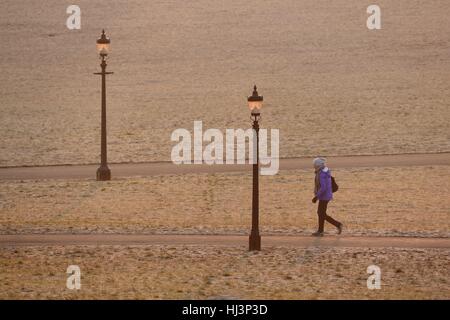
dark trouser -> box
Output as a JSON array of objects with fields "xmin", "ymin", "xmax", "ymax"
[{"xmin": 317, "ymin": 200, "xmax": 341, "ymax": 233}]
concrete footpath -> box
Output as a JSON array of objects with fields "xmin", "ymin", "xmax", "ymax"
[
  {"xmin": 0, "ymin": 234, "xmax": 449, "ymax": 249},
  {"xmin": 0, "ymin": 153, "xmax": 449, "ymax": 180}
]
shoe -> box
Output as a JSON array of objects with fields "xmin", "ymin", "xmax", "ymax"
[
  {"xmin": 311, "ymin": 231, "xmax": 324, "ymax": 237},
  {"xmin": 337, "ymin": 223, "xmax": 343, "ymax": 235}
]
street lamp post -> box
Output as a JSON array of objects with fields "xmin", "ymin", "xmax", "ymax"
[
  {"xmin": 94, "ymin": 30, "xmax": 112, "ymax": 181},
  {"xmin": 247, "ymin": 85, "xmax": 263, "ymax": 251}
]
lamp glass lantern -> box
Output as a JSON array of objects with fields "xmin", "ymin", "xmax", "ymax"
[
  {"xmin": 248, "ymin": 85, "xmax": 263, "ymax": 115},
  {"xmin": 96, "ymin": 30, "xmax": 111, "ymax": 57}
]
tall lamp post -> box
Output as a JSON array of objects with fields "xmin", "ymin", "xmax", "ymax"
[
  {"xmin": 95, "ymin": 30, "xmax": 112, "ymax": 181},
  {"xmin": 247, "ymin": 85, "xmax": 263, "ymax": 251}
]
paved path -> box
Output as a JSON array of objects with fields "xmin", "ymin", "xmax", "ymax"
[
  {"xmin": 0, "ymin": 234, "xmax": 448, "ymax": 249},
  {"xmin": 0, "ymin": 153, "xmax": 449, "ymax": 180}
]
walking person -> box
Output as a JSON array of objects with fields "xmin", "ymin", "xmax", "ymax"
[{"xmin": 312, "ymin": 157, "xmax": 343, "ymax": 236}]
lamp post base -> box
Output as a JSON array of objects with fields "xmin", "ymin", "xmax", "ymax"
[
  {"xmin": 249, "ymin": 232, "xmax": 261, "ymax": 251},
  {"xmin": 96, "ymin": 166, "xmax": 111, "ymax": 181}
]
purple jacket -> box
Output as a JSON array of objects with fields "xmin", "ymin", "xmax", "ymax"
[{"xmin": 315, "ymin": 167, "xmax": 333, "ymax": 201}]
